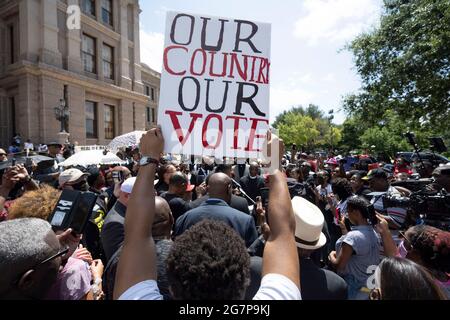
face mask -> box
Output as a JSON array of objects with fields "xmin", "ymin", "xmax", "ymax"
[
  {"xmin": 71, "ymin": 181, "xmax": 89, "ymax": 192},
  {"xmin": 398, "ymin": 240, "xmax": 408, "ymax": 258}
]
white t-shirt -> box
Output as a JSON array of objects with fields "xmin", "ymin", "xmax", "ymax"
[
  {"xmin": 253, "ymin": 274, "xmax": 301, "ymax": 300},
  {"xmin": 119, "ymin": 274, "xmax": 301, "ymax": 300},
  {"xmin": 118, "ymin": 280, "xmax": 163, "ymax": 300},
  {"xmin": 24, "ymin": 142, "xmax": 34, "ymax": 150}
]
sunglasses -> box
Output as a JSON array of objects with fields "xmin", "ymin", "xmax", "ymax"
[{"xmin": 0, "ymin": 153, "xmax": 6, "ymax": 156}]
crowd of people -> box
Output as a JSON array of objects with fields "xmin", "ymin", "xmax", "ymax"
[{"xmin": 0, "ymin": 128, "xmax": 449, "ymax": 300}]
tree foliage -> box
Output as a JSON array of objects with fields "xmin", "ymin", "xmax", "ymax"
[
  {"xmin": 273, "ymin": 105, "xmax": 342, "ymax": 150},
  {"xmin": 344, "ymin": 0, "xmax": 450, "ymax": 133}
]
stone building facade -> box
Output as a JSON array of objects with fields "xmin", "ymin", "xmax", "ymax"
[{"xmin": 0, "ymin": 0, "xmax": 160, "ymax": 147}]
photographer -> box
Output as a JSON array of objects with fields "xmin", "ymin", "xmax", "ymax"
[
  {"xmin": 432, "ymin": 165, "xmax": 450, "ymax": 192},
  {"xmin": 364, "ymin": 169, "xmax": 410, "ymax": 229}
]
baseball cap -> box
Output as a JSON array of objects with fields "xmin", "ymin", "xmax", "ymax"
[
  {"xmin": 362, "ymin": 168, "xmax": 388, "ymax": 181},
  {"xmin": 120, "ymin": 177, "xmax": 137, "ymax": 194},
  {"xmin": 59, "ymin": 168, "xmax": 89, "ymax": 187},
  {"xmin": 169, "ymin": 172, "xmax": 195, "ymax": 192}
]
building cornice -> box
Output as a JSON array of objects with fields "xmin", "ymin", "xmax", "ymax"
[{"xmin": 0, "ymin": 61, "xmax": 149, "ymax": 104}]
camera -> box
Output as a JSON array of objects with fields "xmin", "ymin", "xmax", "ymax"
[
  {"xmin": 48, "ymin": 189, "xmax": 98, "ymax": 234},
  {"xmin": 382, "ymin": 190, "xmax": 450, "ymax": 231},
  {"xmin": 404, "ymin": 132, "xmax": 418, "ymax": 147}
]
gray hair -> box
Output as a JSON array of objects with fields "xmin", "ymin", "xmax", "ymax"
[{"xmin": 0, "ymin": 218, "xmax": 56, "ymax": 294}]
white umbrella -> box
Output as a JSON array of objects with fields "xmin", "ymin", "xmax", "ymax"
[
  {"xmin": 59, "ymin": 150, "xmax": 126, "ymax": 167},
  {"xmin": 107, "ymin": 131, "xmax": 146, "ymax": 152}
]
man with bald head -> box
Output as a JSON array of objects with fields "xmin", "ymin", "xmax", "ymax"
[
  {"xmin": 174, "ymin": 173, "xmax": 258, "ymax": 247},
  {"xmin": 0, "ymin": 218, "xmax": 64, "ymax": 299},
  {"xmin": 239, "ymin": 162, "xmax": 265, "ymax": 205}
]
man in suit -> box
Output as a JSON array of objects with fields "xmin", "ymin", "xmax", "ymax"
[
  {"xmin": 190, "ymin": 174, "xmax": 250, "ymax": 215},
  {"xmin": 292, "ymin": 197, "xmax": 348, "ymax": 300},
  {"xmin": 239, "ymin": 162, "xmax": 265, "ymax": 205},
  {"xmin": 174, "ymin": 173, "xmax": 257, "ymax": 247}
]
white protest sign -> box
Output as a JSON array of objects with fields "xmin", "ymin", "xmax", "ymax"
[{"xmin": 158, "ymin": 11, "xmax": 271, "ymax": 159}]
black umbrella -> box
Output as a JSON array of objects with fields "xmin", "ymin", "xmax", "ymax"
[{"xmin": 0, "ymin": 155, "xmax": 54, "ymax": 171}]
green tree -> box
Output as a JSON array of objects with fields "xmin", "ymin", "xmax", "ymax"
[
  {"xmin": 278, "ymin": 114, "xmax": 321, "ymax": 150},
  {"xmin": 344, "ymin": 0, "xmax": 450, "ymax": 133},
  {"xmin": 339, "ymin": 117, "xmax": 365, "ymax": 151},
  {"xmin": 273, "ymin": 105, "xmax": 341, "ymax": 150}
]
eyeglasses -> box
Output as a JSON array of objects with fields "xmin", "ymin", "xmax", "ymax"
[
  {"xmin": 12, "ymin": 246, "xmax": 69, "ymax": 286},
  {"xmin": 39, "ymin": 246, "xmax": 69, "ymax": 265},
  {"xmin": 0, "ymin": 153, "xmax": 6, "ymax": 156}
]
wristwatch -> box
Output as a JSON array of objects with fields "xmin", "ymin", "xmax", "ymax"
[{"xmin": 139, "ymin": 156, "xmax": 159, "ymax": 167}]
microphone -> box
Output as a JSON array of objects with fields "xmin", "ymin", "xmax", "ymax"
[
  {"xmin": 230, "ymin": 178, "xmax": 255, "ymax": 205},
  {"xmin": 231, "ymin": 178, "xmax": 242, "ymax": 188}
]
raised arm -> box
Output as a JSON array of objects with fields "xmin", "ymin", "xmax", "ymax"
[
  {"xmin": 113, "ymin": 127, "xmax": 164, "ymax": 299},
  {"xmin": 375, "ymin": 213, "xmax": 398, "ymax": 257},
  {"xmin": 262, "ymin": 134, "xmax": 300, "ymax": 289}
]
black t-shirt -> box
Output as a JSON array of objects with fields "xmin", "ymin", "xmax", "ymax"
[
  {"xmin": 160, "ymin": 192, "xmax": 191, "ymax": 224},
  {"xmin": 300, "ymin": 258, "xmax": 348, "ymax": 300},
  {"xmin": 239, "ymin": 175, "xmax": 265, "ymax": 204}
]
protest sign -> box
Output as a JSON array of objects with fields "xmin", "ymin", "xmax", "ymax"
[{"xmin": 158, "ymin": 11, "xmax": 271, "ymax": 159}]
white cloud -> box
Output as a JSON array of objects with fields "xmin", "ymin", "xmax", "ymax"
[
  {"xmin": 323, "ymin": 73, "xmax": 336, "ymax": 82},
  {"xmin": 293, "ymin": 0, "xmax": 381, "ymax": 46},
  {"xmin": 140, "ymin": 30, "xmax": 165, "ymax": 72},
  {"xmin": 270, "ymin": 86, "xmax": 314, "ymax": 122}
]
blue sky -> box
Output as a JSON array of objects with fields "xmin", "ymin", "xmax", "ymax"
[{"xmin": 139, "ymin": 0, "xmax": 382, "ymax": 124}]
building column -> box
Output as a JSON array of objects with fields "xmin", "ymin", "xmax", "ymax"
[
  {"xmin": 118, "ymin": 99, "xmax": 133, "ymax": 134},
  {"xmin": 39, "ymin": 76, "xmax": 64, "ymax": 143},
  {"xmin": 97, "ymin": 34, "xmax": 105, "ymax": 82},
  {"xmin": 98, "ymin": 102, "xmax": 105, "ymax": 144},
  {"xmin": 132, "ymin": 4, "xmax": 143, "ymax": 94},
  {"xmin": 66, "ymin": 0, "xmax": 82, "ymax": 73},
  {"xmin": 0, "ymin": 20, "xmax": 5, "ymax": 74},
  {"xmin": 134, "ymin": 102, "xmax": 146, "ymax": 131},
  {"xmin": 67, "ymin": 84, "xmax": 85, "ymax": 145},
  {"xmin": 40, "ymin": 0, "xmax": 63, "ymax": 67},
  {"xmin": 17, "ymin": 74, "xmax": 40, "ymax": 143},
  {"xmin": 19, "ymin": 0, "xmax": 40, "ymax": 63},
  {"xmin": 0, "ymin": 90, "xmax": 10, "ymax": 147},
  {"xmin": 118, "ymin": 1, "xmax": 131, "ymax": 90}
]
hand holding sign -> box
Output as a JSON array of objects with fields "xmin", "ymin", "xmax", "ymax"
[
  {"xmin": 140, "ymin": 126, "xmax": 165, "ymax": 160},
  {"xmin": 261, "ymin": 130, "xmax": 284, "ymax": 175}
]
